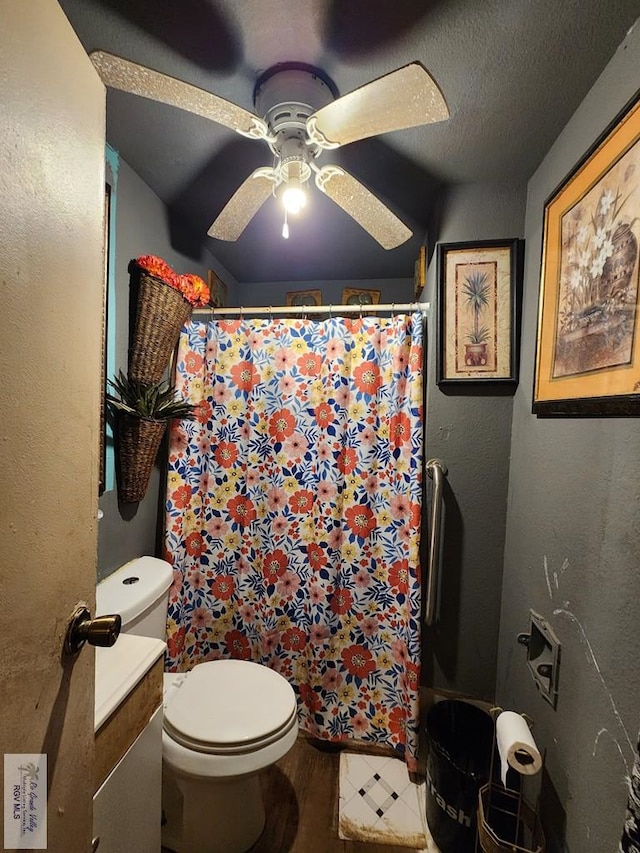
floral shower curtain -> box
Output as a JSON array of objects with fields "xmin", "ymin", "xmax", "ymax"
[{"xmin": 164, "ymin": 312, "xmax": 425, "ymax": 768}]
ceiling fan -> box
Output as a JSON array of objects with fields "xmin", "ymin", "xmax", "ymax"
[{"xmin": 90, "ymin": 51, "xmax": 449, "ymax": 249}]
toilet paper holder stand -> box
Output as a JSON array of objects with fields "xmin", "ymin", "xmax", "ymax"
[{"xmin": 477, "ymin": 708, "xmax": 546, "ymax": 853}]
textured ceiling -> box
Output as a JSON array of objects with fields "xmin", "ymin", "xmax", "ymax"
[{"xmin": 59, "ymin": 0, "xmax": 640, "ymax": 283}]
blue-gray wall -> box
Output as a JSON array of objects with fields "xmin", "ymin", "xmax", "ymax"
[
  {"xmin": 235, "ymin": 278, "xmax": 413, "ymax": 307},
  {"xmin": 97, "ymin": 156, "xmax": 234, "ymax": 579},
  {"xmin": 422, "ymin": 183, "xmax": 526, "ymax": 700},
  {"xmin": 496, "ymin": 20, "xmax": 640, "ymax": 852}
]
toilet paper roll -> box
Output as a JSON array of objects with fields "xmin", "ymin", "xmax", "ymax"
[{"xmin": 496, "ymin": 711, "xmax": 543, "ymax": 786}]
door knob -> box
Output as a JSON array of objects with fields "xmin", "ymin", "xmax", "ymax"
[{"xmin": 63, "ymin": 605, "xmax": 121, "ymax": 656}]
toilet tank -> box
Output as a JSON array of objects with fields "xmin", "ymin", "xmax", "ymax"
[{"xmin": 97, "ymin": 556, "xmax": 173, "ymax": 640}]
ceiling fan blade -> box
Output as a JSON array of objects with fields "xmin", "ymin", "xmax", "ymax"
[
  {"xmin": 307, "ymin": 62, "xmax": 448, "ymax": 149},
  {"xmin": 90, "ymin": 51, "xmax": 269, "ymax": 140},
  {"xmin": 207, "ymin": 168, "xmax": 276, "ymax": 241},
  {"xmin": 315, "ymin": 166, "xmax": 411, "ymax": 249}
]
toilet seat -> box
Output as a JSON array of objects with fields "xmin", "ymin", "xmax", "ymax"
[{"xmin": 163, "ymin": 660, "xmax": 297, "ymax": 756}]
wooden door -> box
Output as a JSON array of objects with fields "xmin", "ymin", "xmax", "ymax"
[{"xmin": 0, "ymin": 1, "xmax": 105, "ymax": 850}]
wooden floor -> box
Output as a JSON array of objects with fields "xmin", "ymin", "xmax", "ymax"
[{"xmin": 251, "ymin": 736, "xmax": 425, "ymax": 853}]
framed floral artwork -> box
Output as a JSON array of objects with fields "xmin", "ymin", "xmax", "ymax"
[
  {"xmin": 437, "ymin": 239, "xmax": 522, "ymax": 385},
  {"xmin": 286, "ymin": 289, "xmax": 322, "ymax": 306},
  {"xmin": 533, "ymin": 90, "xmax": 640, "ymax": 415},
  {"xmin": 342, "ymin": 287, "xmax": 381, "ymax": 305}
]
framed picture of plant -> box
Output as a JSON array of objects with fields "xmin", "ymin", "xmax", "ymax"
[
  {"xmin": 437, "ymin": 239, "xmax": 522, "ymax": 385},
  {"xmin": 533, "ymin": 90, "xmax": 640, "ymax": 415}
]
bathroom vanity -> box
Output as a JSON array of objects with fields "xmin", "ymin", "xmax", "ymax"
[{"xmin": 93, "ymin": 633, "xmax": 165, "ymax": 853}]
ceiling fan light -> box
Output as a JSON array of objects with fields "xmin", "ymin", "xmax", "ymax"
[{"xmin": 282, "ymin": 184, "xmax": 306, "ymax": 215}]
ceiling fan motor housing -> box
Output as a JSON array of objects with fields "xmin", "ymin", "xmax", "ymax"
[{"xmin": 254, "ymin": 64, "xmax": 336, "ymax": 159}]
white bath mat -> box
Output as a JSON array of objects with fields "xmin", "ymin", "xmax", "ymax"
[{"xmin": 338, "ymin": 752, "xmax": 439, "ymax": 850}]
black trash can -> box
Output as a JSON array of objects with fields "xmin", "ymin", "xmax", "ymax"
[{"xmin": 425, "ymin": 700, "xmax": 494, "ymax": 852}]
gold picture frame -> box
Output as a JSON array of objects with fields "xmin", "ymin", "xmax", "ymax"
[
  {"xmin": 533, "ymin": 91, "xmax": 640, "ymax": 415},
  {"xmin": 286, "ymin": 289, "xmax": 322, "ymax": 307},
  {"xmin": 437, "ymin": 239, "xmax": 522, "ymax": 385},
  {"xmin": 207, "ymin": 270, "xmax": 228, "ymax": 308},
  {"xmin": 414, "ymin": 245, "xmax": 426, "ymax": 299},
  {"xmin": 341, "ymin": 287, "xmax": 381, "ymax": 306}
]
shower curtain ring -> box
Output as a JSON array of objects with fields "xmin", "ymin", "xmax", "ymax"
[
  {"xmin": 329, "ymin": 304, "xmax": 333, "ymax": 318},
  {"xmin": 240, "ymin": 305, "xmax": 244, "ymax": 321},
  {"xmin": 269, "ymin": 305, "xmax": 273, "ymax": 319}
]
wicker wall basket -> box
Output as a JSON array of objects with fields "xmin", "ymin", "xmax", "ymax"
[
  {"xmin": 129, "ymin": 272, "xmax": 193, "ymax": 384},
  {"xmin": 116, "ymin": 415, "xmax": 167, "ymax": 503}
]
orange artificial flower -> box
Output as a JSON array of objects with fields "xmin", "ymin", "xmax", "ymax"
[{"xmin": 135, "ymin": 256, "xmax": 211, "ymax": 307}]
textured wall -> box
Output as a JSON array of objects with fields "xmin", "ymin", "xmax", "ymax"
[
  {"xmin": 422, "ymin": 182, "xmax": 526, "ymax": 699},
  {"xmin": 497, "ymin": 20, "xmax": 640, "ymax": 852},
  {"xmin": 98, "ymin": 158, "xmax": 228, "ymax": 579}
]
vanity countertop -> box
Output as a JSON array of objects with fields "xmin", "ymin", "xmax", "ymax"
[{"xmin": 95, "ymin": 634, "xmax": 166, "ymax": 731}]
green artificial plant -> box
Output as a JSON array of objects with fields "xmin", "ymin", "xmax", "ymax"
[{"xmin": 107, "ymin": 371, "xmax": 196, "ymax": 422}]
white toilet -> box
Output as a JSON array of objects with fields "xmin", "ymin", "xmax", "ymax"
[{"xmin": 97, "ymin": 556, "xmax": 298, "ymax": 853}]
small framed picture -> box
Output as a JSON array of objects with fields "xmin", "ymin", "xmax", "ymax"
[
  {"xmin": 437, "ymin": 239, "xmax": 522, "ymax": 385},
  {"xmin": 342, "ymin": 288, "xmax": 381, "ymax": 306},
  {"xmin": 533, "ymin": 90, "xmax": 640, "ymax": 415},
  {"xmin": 207, "ymin": 270, "xmax": 227, "ymax": 308},
  {"xmin": 286, "ymin": 289, "xmax": 322, "ymax": 307}
]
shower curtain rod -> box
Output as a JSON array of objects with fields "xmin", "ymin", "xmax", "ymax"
[{"xmin": 192, "ymin": 301, "xmax": 429, "ymax": 317}]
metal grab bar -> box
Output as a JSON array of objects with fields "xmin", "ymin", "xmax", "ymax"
[{"xmin": 425, "ymin": 458, "xmax": 447, "ymax": 626}]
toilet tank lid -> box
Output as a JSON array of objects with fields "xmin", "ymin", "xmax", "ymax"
[{"xmin": 96, "ymin": 556, "xmax": 173, "ymax": 626}]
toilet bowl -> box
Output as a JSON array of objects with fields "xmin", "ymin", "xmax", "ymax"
[
  {"xmin": 161, "ymin": 659, "xmax": 298, "ymax": 853},
  {"xmin": 97, "ymin": 557, "xmax": 298, "ymax": 853}
]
